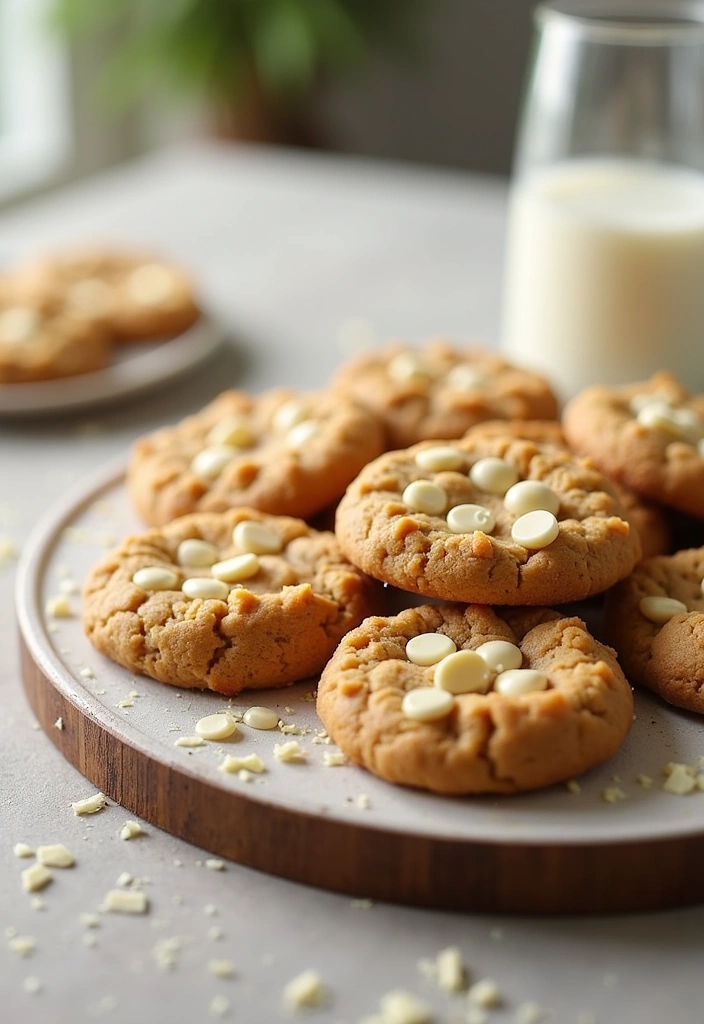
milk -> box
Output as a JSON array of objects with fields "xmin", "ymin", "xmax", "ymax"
[{"xmin": 501, "ymin": 159, "xmax": 704, "ymax": 398}]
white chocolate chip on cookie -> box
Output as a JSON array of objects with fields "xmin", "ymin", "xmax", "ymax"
[
  {"xmin": 181, "ymin": 577, "xmax": 230, "ymax": 600},
  {"xmin": 504, "ymin": 480, "xmax": 560, "ymax": 517},
  {"xmin": 273, "ymin": 400, "xmax": 312, "ymax": 432},
  {"xmin": 191, "ymin": 445, "xmax": 238, "ymax": 479},
  {"xmin": 494, "ymin": 668, "xmax": 548, "ymax": 696},
  {"xmin": 402, "ymin": 687, "xmax": 454, "ymax": 722},
  {"xmin": 511, "ymin": 509, "xmax": 559, "ymax": 549},
  {"xmin": 211, "ymin": 553, "xmax": 260, "ymax": 583},
  {"xmin": 286, "ymin": 421, "xmax": 320, "ymax": 449},
  {"xmin": 132, "ymin": 566, "xmax": 180, "ymax": 591},
  {"xmin": 446, "ymin": 503, "xmax": 496, "ymax": 534},
  {"xmin": 469, "ymin": 457, "xmax": 518, "ymax": 496},
  {"xmin": 387, "ymin": 352, "xmax": 430, "ymax": 382},
  {"xmin": 233, "ymin": 520, "xmax": 283, "ymax": 555},
  {"xmin": 176, "ymin": 539, "xmax": 219, "ymax": 567},
  {"xmin": 405, "ymin": 633, "xmax": 457, "ymax": 667},
  {"xmin": 207, "ymin": 414, "xmax": 253, "ymax": 448},
  {"xmin": 639, "ymin": 595, "xmax": 688, "ymax": 624},
  {"xmin": 445, "ymin": 363, "xmax": 487, "ymax": 391},
  {"xmin": 476, "ymin": 640, "xmax": 523, "ymax": 673},
  {"xmin": 434, "ymin": 650, "xmax": 492, "ymax": 694},
  {"xmin": 402, "ymin": 480, "xmax": 447, "ymax": 515},
  {"xmin": 415, "ymin": 446, "xmax": 464, "ymax": 472}
]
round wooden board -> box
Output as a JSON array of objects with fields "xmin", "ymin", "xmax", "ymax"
[{"xmin": 17, "ymin": 464, "xmax": 704, "ymax": 914}]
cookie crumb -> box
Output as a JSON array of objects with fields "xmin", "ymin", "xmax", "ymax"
[
  {"xmin": 21, "ymin": 863, "xmax": 52, "ymax": 893},
  {"xmin": 468, "ymin": 978, "xmax": 501, "ymax": 1008},
  {"xmin": 283, "ymin": 969, "xmax": 326, "ymax": 1010},
  {"xmin": 13, "ymin": 843, "xmax": 34, "ymax": 858},
  {"xmin": 36, "ymin": 844, "xmax": 74, "ymax": 868},
  {"xmin": 208, "ymin": 959, "xmax": 235, "ymax": 978},
  {"xmin": 120, "ymin": 821, "xmax": 145, "ymax": 841},
  {"xmin": 71, "ymin": 792, "xmax": 106, "ymax": 816},
  {"xmin": 601, "ymin": 785, "xmax": 627, "ymax": 803},
  {"xmin": 274, "ymin": 740, "xmax": 306, "ymax": 763},
  {"xmin": 101, "ymin": 889, "xmax": 148, "ymax": 915},
  {"xmin": 219, "ymin": 753, "xmax": 265, "ymax": 774}
]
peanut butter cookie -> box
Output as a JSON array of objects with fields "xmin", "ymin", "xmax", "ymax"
[
  {"xmin": 330, "ymin": 340, "xmax": 559, "ymax": 449},
  {"xmin": 605, "ymin": 547, "xmax": 704, "ymax": 713},
  {"xmin": 335, "ymin": 434, "xmax": 641, "ymax": 605},
  {"xmin": 83, "ymin": 509, "xmax": 380, "ymax": 694},
  {"xmin": 317, "ymin": 604, "xmax": 633, "ymax": 794},
  {"xmin": 127, "ymin": 388, "xmax": 385, "ymax": 526}
]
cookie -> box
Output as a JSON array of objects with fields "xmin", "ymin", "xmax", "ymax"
[
  {"xmin": 83, "ymin": 508, "xmax": 380, "ymax": 695},
  {"xmin": 127, "ymin": 388, "xmax": 385, "ymax": 526},
  {"xmin": 605, "ymin": 548, "xmax": 704, "ymax": 713},
  {"xmin": 563, "ymin": 373, "xmax": 704, "ymax": 519},
  {"xmin": 330, "ymin": 340, "xmax": 559, "ymax": 449},
  {"xmin": 0, "ymin": 276, "xmax": 111, "ymax": 384},
  {"xmin": 465, "ymin": 419, "xmax": 671, "ymax": 559},
  {"xmin": 317, "ymin": 604, "xmax": 633, "ymax": 794},
  {"xmin": 335, "ymin": 434, "xmax": 641, "ymax": 605},
  {"xmin": 18, "ymin": 248, "xmax": 200, "ymax": 342}
]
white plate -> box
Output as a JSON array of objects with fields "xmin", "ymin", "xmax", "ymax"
[{"xmin": 0, "ymin": 314, "xmax": 225, "ymax": 416}]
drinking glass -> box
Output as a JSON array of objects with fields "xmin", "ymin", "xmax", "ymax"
[{"xmin": 501, "ymin": 0, "xmax": 704, "ymax": 398}]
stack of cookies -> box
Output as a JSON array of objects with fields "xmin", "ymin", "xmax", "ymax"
[
  {"xmin": 0, "ymin": 247, "xmax": 200, "ymax": 383},
  {"xmin": 82, "ymin": 341, "xmax": 704, "ymax": 797}
]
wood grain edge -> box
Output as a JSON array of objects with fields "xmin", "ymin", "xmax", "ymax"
[{"xmin": 20, "ymin": 633, "xmax": 704, "ymax": 915}]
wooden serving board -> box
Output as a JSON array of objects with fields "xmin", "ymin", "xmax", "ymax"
[{"xmin": 17, "ymin": 464, "xmax": 704, "ymax": 914}]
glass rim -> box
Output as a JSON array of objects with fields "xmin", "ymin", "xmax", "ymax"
[{"xmin": 535, "ymin": 1, "xmax": 704, "ymax": 44}]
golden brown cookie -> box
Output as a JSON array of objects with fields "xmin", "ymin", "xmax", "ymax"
[
  {"xmin": 127, "ymin": 388, "xmax": 385, "ymax": 526},
  {"xmin": 330, "ymin": 340, "xmax": 559, "ymax": 449},
  {"xmin": 465, "ymin": 419, "xmax": 671, "ymax": 559},
  {"xmin": 563, "ymin": 373, "xmax": 704, "ymax": 519},
  {"xmin": 83, "ymin": 508, "xmax": 380, "ymax": 695},
  {"xmin": 317, "ymin": 604, "xmax": 633, "ymax": 794},
  {"xmin": 17, "ymin": 248, "xmax": 200, "ymax": 342},
  {"xmin": 335, "ymin": 434, "xmax": 641, "ymax": 605},
  {"xmin": 605, "ymin": 548, "xmax": 704, "ymax": 713},
  {"xmin": 0, "ymin": 275, "xmax": 111, "ymax": 384}
]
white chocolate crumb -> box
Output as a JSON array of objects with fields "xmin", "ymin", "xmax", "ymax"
[
  {"xmin": 53, "ymin": 717, "xmax": 64, "ymax": 730},
  {"xmin": 36, "ymin": 844, "xmax": 74, "ymax": 868},
  {"xmin": 219, "ymin": 753, "xmax": 266, "ymax": 774},
  {"xmin": 435, "ymin": 946, "xmax": 465, "ymax": 993},
  {"xmin": 116, "ymin": 872, "xmax": 133, "ymax": 887},
  {"xmin": 23, "ymin": 976, "xmax": 41, "ymax": 995},
  {"xmin": 101, "ymin": 889, "xmax": 148, "ymax": 915},
  {"xmin": 566, "ymin": 780, "xmax": 581, "ymax": 794},
  {"xmin": 516, "ymin": 1002, "xmax": 547, "ymax": 1024},
  {"xmin": 174, "ymin": 735, "xmax": 206, "ymax": 748},
  {"xmin": 208, "ymin": 926, "xmax": 223, "ymax": 941},
  {"xmin": 637, "ymin": 774, "xmax": 653, "ymax": 789},
  {"xmin": 283, "ymin": 969, "xmax": 326, "ymax": 1010},
  {"xmin": 663, "ymin": 763, "xmax": 696, "ymax": 795},
  {"xmin": 45, "ymin": 595, "xmax": 72, "ymax": 618},
  {"xmin": 601, "ymin": 786, "xmax": 627, "ymax": 804},
  {"xmin": 378, "ymin": 989, "xmax": 432, "ymax": 1023},
  {"xmin": 117, "ymin": 699, "xmax": 134, "ymax": 710},
  {"xmin": 71, "ymin": 792, "xmax": 106, "ymax": 816},
  {"xmin": 129, "ymin": 689, "xmax": 140, "ymax": 698},
  {"xmin": 210, "ymin": 995, "xmax": 230, "ymax": 1018},
  {"xmin": 13, "ymin": 843, "xmax": 34, "ymax": 858},
  {"xmin": 79, "ymin": 667, "xmax": 95, "ymax": 679},
  {"xmin": 238, "ymin": 769, "xmax": 253, "ymax": 782},
  {"xmin": 208, "ymin": 958, "xmax": 235, "ymax": 978},
  {"xmin": 323, "ymin": 751, "xmax": 346, "ymax": 767},
  {"xmin": 8, "ymin": 935, "xmax": 36, "ymax": 957},
  {"xmin": 357, "ymin": 793, "xmax": 371, "ymax": 810},
  {"xmin": 205, "ymin": 859, "xmax": 225, "ymax": 872},
  {"xmin": 468, "ymin": 978, "xmax": 501, "ymax": 1008},
  {"xmin": 80, "ymin": 913, "xmax": 100, "ymax": 928},
  {"xmin": 21, "ymin": 863, "xmax": 52, "ymax": 893},
  {"xmin": 120, "ymin": 821, "xmax": 145, "ymax": 841},
  {"xmin": 153, "ymin": 937, "xmax": 182, "ymax": 971},
  {"xmin": 274, "ymin": 740, "xmax": 306, "ymax": 763}
]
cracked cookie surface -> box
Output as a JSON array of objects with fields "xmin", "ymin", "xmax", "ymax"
[
  {"xmin": 330, "ymin": 340, "xmax": 559, "ymax": 449},
  {"xmin": 317, "ymin": 604, "xmax": 633, "ymax": 794},
  {"xmin": 605, "ymin": 547, "xmax": 704, "ymax": 713},
  {"xmin": 127, "ymin": 387, "xmax": 385, "ymax": 526},
  {"xmin": 83, "ymin": 508, "xmax": 380, "ymax": 694},
  {"xmin": 335, "ymin": 434, "xmax": 641, "ymax": 605}
]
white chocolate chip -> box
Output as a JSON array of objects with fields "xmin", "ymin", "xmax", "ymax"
[
  {"xmin": 286, "ymin": 420, "xmax": 320, "ymax": 449},
  {"xmin": 45, "ymin": 595, "xmax": 72, "ymax": 618},
  {"xmin": 195, "ymin": 713, "xmax": 239, "ymax": 741},
  {"xmin": 274, "ymin": 740, "xmax": 306, "ymax": 763},
  {"xmin": 206, "ymin": 414, "xmax": 253, "ymax": 448},
  {"xmin": 205, "ymin": 858, "xmax": 225, "ymax": 871},
  {"xmin": 639, "ymin": 595, "xmax": 688, "ymax": 624},
  {"xmin": 176, "ymin": 539, "xmax": 218, "ymax": 567},
  {"xmin": 36, "ymin": 844, "xmax": 74, "ymax": 868},
  {"xmin": 273, "ymin": 399, "xmax": 311, "ymax": 432},
  {"xmin": 469, "ymin": 457, "xmax": 518, "ymax": 496},
  {"xmin": 0, "ymin": 306, "xmax": 40, "ymax": 344},
  {"xmin": 71, "ymin": 792, "xmax": 106, "ymax": 816},
  {"xmin": 101, "ymin": 889, "xmax": 148, "ymax": 915},
  {"xmin": 132, "ymin": 566, "xmax": 180, "ymax": 591},
  {"xmin": 13, "ymin": 843, "xmax": 34, "ymax": 858},
  {"xmin": 434, "ymin": 650, "xmax": 492, "ymax": 694},
  {"xmin": 191, "ymin": 445, "xmax": 238, "ymax": 479},
  {"xmin": 283, "ymin": 969, "xmax": 325, "ymax": 1010},
  {"xmin": 21, "ymin": 864, "xmax": 52, "ymax": 894},
  {"xmin": 468, "ymin": 978, "xmax": 502, "ymax": 1008},
  {"xmin": 602, "ymin": 785, "xmax": 627, "ymax": 803},
  {"xmin": 387, "ymin": 352, "xmax": 430, "ymax": 382},
  {"xmin": 233, "ymin": 520, "xmax": 283, "ymax": 555},
  {"xmin": 494, "ymin": 668, "xmax": 548, "ymax": 696},
  {"xmin": 637, "ymin": 401, "xmax": 704, "ymax": 442},
  {"xmin": 629, "ymin": 390, "xmax": 673, "ymax": 415},
  {"xmin": 120, "ymin": 821, "xmax": 144, "ymax": 840},
  {"xmin": 401, "ymin": 687, "xmax": 454, "ymax": 722},
  {"xmin": 436, "ymin": 946, "xmax": 465, "ymax": 993},
  {"xmin": 476, "ymin": 640, "xmax": 523, "ymax": 674},
  {"xmin": 402, "ymin": 480, "xmax": 447, "ymax": 516},
  {"xmin": 243, "ymin": 706, "xmax": 279, "ymax": 730},
  {"xmin": 378, "ymin": 990, "xmax": 432, "ymax": 1024},
  {"xmin": 445, "ymin": 362, "xmax": 487, "ymax": 390},
  {"xmin": 415, "ymin": 446, "xmax": 464, "ymax": 472},
  {"xmin": 181, "ymin": 577, "xmax": 230, "ymax": 600},
  {"xmin": 219, "ymin": 753, "xmax": 266, "ymax": 774},
  {"xmin": 405, "ymin": 633, "xmax": 457, "ymax": 667},
  {"xmin": 211, "ymin": 552, "xmax": 260, "ymax": 583},
  {"xmin": 504, "ymin": 480, "xmax": 560, "ymax": 517},
  {"xmin": 511, "ymin": 509, "xmax": 559, "ymax": 549},
  {"xmin": 126, "ymin": 263, "xmax": 175, "ymax": 305},
  {"xmin": 446, "ymin": 503, "xmax": 496, "ymax": 534}
]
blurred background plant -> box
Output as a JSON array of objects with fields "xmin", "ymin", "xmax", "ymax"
[{"xmin": 49, "ymin": 0, "xmax": 413, "ymax": 144}]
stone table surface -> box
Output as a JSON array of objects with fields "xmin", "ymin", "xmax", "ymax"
[{"xmin": 0, "ymin": 142, "xmax": 700, "ymax": 1024}]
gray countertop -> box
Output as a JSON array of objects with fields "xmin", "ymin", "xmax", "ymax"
[{"xmin": 0, "ymin": 142, "xmax": 699, "ymax": 1024}]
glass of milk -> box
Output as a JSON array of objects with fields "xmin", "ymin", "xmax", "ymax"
[{"xmin": 501, "ymin": 1, "xmax": 704, "ymax": 399}]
